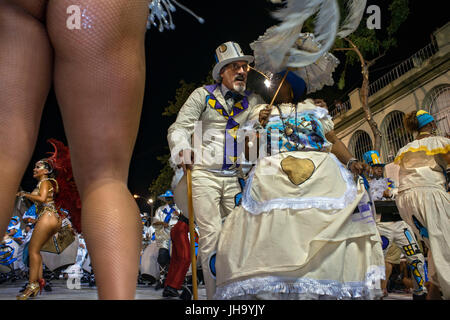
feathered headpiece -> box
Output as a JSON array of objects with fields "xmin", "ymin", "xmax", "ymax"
[
  {"xmin": 147, "ymin": 0, "xmax": 204, "ymax": 31},
  {"xmin": 251, "ymin": 0, "xmax": 366, "ymax": 72},
  {"xmin": 46, "ymin": 139, "xmax": 82, "ymax": 233}
]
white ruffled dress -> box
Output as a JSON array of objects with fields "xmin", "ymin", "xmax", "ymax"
[{"xmin": 214, "ymin": 101, "xmax": 385, "ymax": 300}]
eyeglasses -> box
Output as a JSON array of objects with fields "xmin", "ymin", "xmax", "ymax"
[{"xmin": 228, "ymin": 62, "xmax": 250, "ymax": 72}]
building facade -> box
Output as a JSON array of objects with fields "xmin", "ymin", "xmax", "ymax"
[{"xmin": 331, "ymin": 22, "xmax": 450, "ymax": 164}]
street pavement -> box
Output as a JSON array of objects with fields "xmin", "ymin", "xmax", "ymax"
[
  {"xmin": 0, "ymin": 279, "xmax": 411, "ymax": 300},
  {"xmin": 0, "ymin": 279, "xmax": 207, "ymax": 300}
]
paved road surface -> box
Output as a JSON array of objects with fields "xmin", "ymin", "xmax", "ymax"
[
  {"xmin": 0, "ymin": 279, "xmax": 206, "ymax": 300},
  {"xmin": 0, "ymin": 279, "xmax": 412, "ymax": 300}
]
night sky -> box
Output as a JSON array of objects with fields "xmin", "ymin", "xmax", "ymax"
[{"xmin": 21, "ymin": 0, "xmax": 448, "ymax": 210}]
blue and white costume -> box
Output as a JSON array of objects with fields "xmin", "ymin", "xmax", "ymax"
[{"xmin": 364, "ymin": 150, "xmax": 428, "ymax": 296}]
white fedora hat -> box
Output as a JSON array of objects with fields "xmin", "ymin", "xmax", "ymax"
[{"xmin": 212, "ymin": 41, "xmax": 254, "ymax": 82}]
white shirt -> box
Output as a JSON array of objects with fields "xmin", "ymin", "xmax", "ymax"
[
  {"xmin": 220, "ymin": 83, "xmax": 235, "ymax": 112},
  {"xmin": 61, "ymin": 218, "xmax": 72, "ymax": 228}
]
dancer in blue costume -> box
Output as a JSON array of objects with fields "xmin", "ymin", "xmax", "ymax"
[{"xmin": 364, "ymin": 150, "xmax": 428, "ymax": 299}]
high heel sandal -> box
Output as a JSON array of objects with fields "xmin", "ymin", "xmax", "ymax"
[
  {"xmin": 38, "ymin": 278, "xmax": 46, "ymax": 294},
  {"xmin": 17, "ymin": 281, "xmax": 40, "ymax": 300}
]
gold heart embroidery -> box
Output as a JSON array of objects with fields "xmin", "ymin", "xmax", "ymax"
[{"xmin": 280, "ymin": 156, "xmax": 315, "ymax": 185}]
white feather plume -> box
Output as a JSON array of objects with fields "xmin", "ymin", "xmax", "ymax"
[
  {"xmin": 251, "ymin": 0, "xmax": 339, "ymax": 72},
  {"xmin": 254, "ymin": 0, "xmax": 366, "ymax": 70},
  {"xmin": 338, "ymin": 0, "xmax": 367, "ymax": 38},
  {"xmin": 252, "ymin": 0, "xmax": 366, "ymax": 92}
]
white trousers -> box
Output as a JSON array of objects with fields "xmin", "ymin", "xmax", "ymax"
[
  {"xmin": 191, "ymin": 169, "xmax": 242, "ymax": 299},
  {"xmin": 396, "ymin": 186, "xmax": 450, "ymax": 299}
]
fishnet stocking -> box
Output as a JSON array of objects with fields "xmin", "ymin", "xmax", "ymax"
[
  {"xmin": 46, "ymin": 0, "xmax": 148, "ymax": 299},
  {"xmin": 0, "ymin": 1, "xmax": 53, "ymax": 238},
  {"xmin": 0, "ymin": 0, "xmax": 149, "ymax": 299}
]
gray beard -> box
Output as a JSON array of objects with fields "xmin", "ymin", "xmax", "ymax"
[{"xmin": 233, "ymin": 83, "xmax": 246, "ymax": 94}]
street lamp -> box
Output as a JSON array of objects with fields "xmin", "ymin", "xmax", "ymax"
[
  {"xmin": 133, "ymin": 194, "xmax": 140, "ymax": 199},
  {"xmin": 147, "ymin": 198, "xmax": 154, "ymax": 218}
]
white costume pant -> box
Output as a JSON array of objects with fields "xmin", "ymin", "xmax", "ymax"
[
  {"xmin": 191, "ymin": 169, "xmax": 242, "ymax": 299},
  {"xmin": 377, "ymin": 220, "xmax": 427, "ymax": 294},
  {"xmin": 396, "ymin": 186, "xmax": 450, "ymax": 299}
]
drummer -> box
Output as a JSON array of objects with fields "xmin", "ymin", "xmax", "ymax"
[
  {"xmin": 364, "ymin": 150, "xmax": 428, "ymax": 299},
  {"xmin": 7, "ymin": 216, "xmax": 23, "ymax": 245},
  {"xmin": 152, "ymin": 190, "xmax": 180, "ymax": 290}
]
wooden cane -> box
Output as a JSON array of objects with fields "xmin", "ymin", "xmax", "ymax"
[
  {"xmin": 268, "ymin": 70, "xmax": 289, "ymax": 109},
  {"xmin": 186, "ymin": 168, "xmax": 198, "ymax": 300}
]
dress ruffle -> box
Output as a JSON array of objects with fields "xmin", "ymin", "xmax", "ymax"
[{"xmin": 214, "ymin": 266, "xmax": 385, "ymax": 300}]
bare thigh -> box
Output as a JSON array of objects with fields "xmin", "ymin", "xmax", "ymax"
[
  {"xmin": 45, "ymin": 0, "xmax": 148, "ymax": 193},
  {"xmin": 28, "ymin": 212, "xmax": 61, "ymax": 253},
  {"xmin": 0, "ymin": 0, "xmax": 52, "ymax": 233},
  {"xmin": 7, "ymin": 0, "xmax": 48, "ymax": 21}
]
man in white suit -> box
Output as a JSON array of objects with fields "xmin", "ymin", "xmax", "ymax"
[{"xmin": 167, "ymin": 41, "xmax": 264, "ymax": 299}]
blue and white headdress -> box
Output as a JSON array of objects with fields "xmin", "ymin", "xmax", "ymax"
[{"xmin": 147, "ymin": 0, "xmax": 204, "ymax": 31}]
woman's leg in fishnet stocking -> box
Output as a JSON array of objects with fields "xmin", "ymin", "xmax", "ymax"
[
  {"xmin": 0, "ymin": 1, "xmax": 52, "ymax": 235},
  {"xmin": 46, "ymin": 0, "xmax": 148, "ymax": 299}
]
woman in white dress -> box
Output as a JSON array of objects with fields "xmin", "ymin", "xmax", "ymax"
[
  {"xmin": 394, "ymin": 110, "xmax": 450, "ymax": 299},
  {"xmin": 215, "ymin": 72, "xmax": 385, "ymax": 300}
]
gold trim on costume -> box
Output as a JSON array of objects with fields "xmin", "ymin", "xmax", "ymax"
[{"xmin": 394, "ymin": 145, "xmax": 450, "ymax": 164}]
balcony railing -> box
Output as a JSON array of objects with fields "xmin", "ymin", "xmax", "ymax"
[
  {"xmin": 330, "ymin": 41, "xmax": 439, "ymax": 119},
  {"xmin": 368, "ymin": 42, "xmax": 438, "ymax": 96},
  {"xmin": 329, "ymin": 100, "xmax": 351, "ymax": 118}
]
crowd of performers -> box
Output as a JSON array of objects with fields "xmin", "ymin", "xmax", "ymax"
[
  {"xmin": 1, "ymin": 38, "xmax": 449, "ymax": 301},
  {"xmin": 1, "ymin": 182, "xmax": 198, "ymax": 299}
]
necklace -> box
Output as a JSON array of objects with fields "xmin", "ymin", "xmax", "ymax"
[
  {"xmin": 417, "ymin": 131, "xmax": 436, "ymax": 139},
  {"xmin": 275, "ymin": 103, "xmax": 297, "ymax": 137}
]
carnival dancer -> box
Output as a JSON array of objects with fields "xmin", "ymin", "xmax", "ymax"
[
  {"xmin": 18, "ymin": 204, "xmax": 37, "ymax": 275},
  {"xmin": 14, "ymin": 140, "xmax": 79, "ymax": 300},
  {"xmin": 364, "ymin": 150, "xmax": 428, "ymax": 299},
  {"xmin": 214, "ymin": 72, "xmax": 385, "ymax": 300},
  {"xmin": 6, "ymin": 216, "xmax": 23, "ymax": 245},
  {"xmin": 22, "ymin": 204, "xmax": 37, "ymax": 226},
  {"xmin": 15, "ymin": 159, "xmax": 61, "ymax": 299},
  {"xmin": 168, "ymin": 41, "xmax": 264, "ymax": 298},
  {"xmin": 159, "ymin": 164, "xmax": 202, "ymax": 298},
  {"xmin": 394, "ymin": 110, "xmax": 450, "ymax": 299},
  {"xmin": 6, "ymin": 216, "xmax": 27, "ymax": 278},
  {"xmin": 152, "ymin": 190, "xmax": 179, "ymax": 290},
  {"xmin": 161, "ymin": 207, "xmax": 191, "ymax": 298},
  {"xmin": 0, "ymin": 235, "xmax": 20, "ymax": 279}
]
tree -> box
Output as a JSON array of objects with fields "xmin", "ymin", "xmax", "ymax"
[
  {"xmin": 147, "ymin": 153, "xmax": 173, "ymax": 199},
  {"xmin": 148, "ymin": 72, "xmax": 214, "ymax": 196},
  {"xmin": 331, "ymin": 0, "xmax": 410, "ymax": 151}
]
